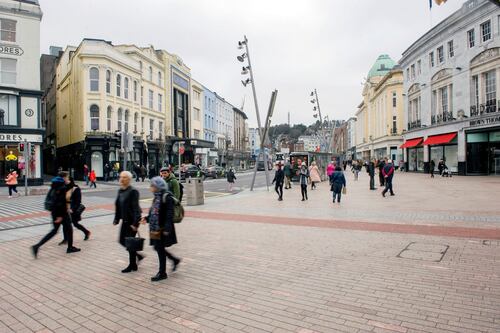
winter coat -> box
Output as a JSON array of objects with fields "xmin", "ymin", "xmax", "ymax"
[
  {"xmin": 326, "ymin": 164, "xmax": 334, "ymax": 177},
  {"xmin": 5, "ymin": 172, "xmax": 18, "ymax": 185},
  {"xmin": 114, "ymin": 186, "xmax": 141, "ymax": 246},
  {"xmin": 309, "ymin": 166, "xmax": 321, "ymax": 183},
  {"xmin": 367, "ymin": 162, "xmax": 375, "ymax": 177},
  {"xmin": 68, "ymin": 186, "xmax": 82, "ymax": 222},
  {"xmin": 164, "ymin": 173, "xmax": 181, "ymax": 200},
  {"xmin": 146, "ymin": 191, "xmax": 177, "ymax": 248},
  {"xmin": 50, "ymin": 177, "xmax": 68, "ymax": 220},
  {"xmin": 299, "ymin": 167, "xmax": 309, "ymax": 185},
  {"xmin": 89, "ymin": 171, "xmax": 96, "ymax": 182},
  {"xmin": 382, "ymin": 164, "xmax": 395, "ymax": 181},
  {"xmin": 272, "ymin": 169, "xmax": 285, "ymax": 186},
  {"xmin": 227, "ymin": 170, "xmax": 236, "ymax": 183},
  {"xmin": 329, "ymin": 172, "xmax": 346, "ymax": 193},
  {"xmin": 283, "ymin": 164, "xmax": 292, "ymax": 177}
]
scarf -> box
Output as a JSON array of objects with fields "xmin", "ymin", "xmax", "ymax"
[{"xmin": 149, "ymin": 191, "xmax": 163, "ymax": 232}]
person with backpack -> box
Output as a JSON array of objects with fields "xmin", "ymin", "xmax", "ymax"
[
  {"xmin": 31, "ymin": 172, "xmax": 81, "ymax": 258},
  {"xmin": 59, "ymin": 177, "xmax": 90, "ymax": 245},
  {"xmin": 140, "ymin": 176, "xmax": 181, "ymax": 282},
  {"xmin": 5, "ymin": 169, "xmax": 19, "ymax": 198},
  {"xmin": 89, "ymin": 170, "xmax": 97, "ymax": 188},
  {"xmin": 160, "ymin": 167, "xmax": 181, "ymax": 201},
  {"xmin": 113, "ymin": 171, "xmax": 143, "ymax": 273}
]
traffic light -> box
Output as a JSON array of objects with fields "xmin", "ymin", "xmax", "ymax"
[{"xmin": 19, "ymin": 143, "xmax": 25, "ymax": 152}]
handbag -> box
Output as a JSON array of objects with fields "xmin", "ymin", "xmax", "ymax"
[
  {"xmin": 150, "ymin": 229, "xmax": 162, "ymax": 240},
  {"xmin": 125, "ymin": 230, "xmax": 144, "ymax": 252},
  {"xmin": 75, "ymin": 203, "xmax": 86, "ymax": 215},
  {"xmin": 342, "ymin": 186, "xmax": 347, "ymax": 195}
]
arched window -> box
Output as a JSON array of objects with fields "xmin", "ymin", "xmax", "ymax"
[
  {"xmin": 89, "ymin": 67, "xmax": 99, "ymax": 92},
  {"xmin": 133, "ymin": 81, "xmax": 138, "ymax": 102},
  {"xmin": 158, "ymin": 71, "xmax": 162, "ymax": 86},
  {"xmin": 116, "ymin": 74, "xmax": 121, "ymax": 97},
  {"xmin": 90, "ymin": 104, "xmax": 99, "ymax": 130},
  {"xmin": 106, "ymin": 70, "xmax": 111, "ymax": 94},
  {"xmin": 134, "ymin": 112, "xmax": 138, "ymax": 133},
  {"xmin": 124, "ymin": 109, "xmax": 129, "ymax": 132},
  {"xmin": 106, "ymin": 106, "xmax": 112, "ymax": 131},
  {"xmin": 124, "ymin": 77, "xmax": 129, "ymax": 99},
  {"xmin": 117, "ymin": 108, "xmax": 123, "ymax": 131},
  {"xmin": 149, "ymin": 66, "xmax": 153, "ymax": 81}
]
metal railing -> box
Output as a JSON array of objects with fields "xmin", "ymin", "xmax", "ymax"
[
  {"xmin": 470, "ymin": 100, "xmax": 498, "ymax": 117},
  {"xmin": 407, "ymin": 119, "xmax": 421, "ymax": 130},
  {"xmin": 431, "ymin": 111, "xmax": 455, "ymax": 125}
]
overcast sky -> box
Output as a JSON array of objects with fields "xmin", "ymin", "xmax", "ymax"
[{"xmin": 39, "ymin": 0, "xmax": 464, "ymax": 127}]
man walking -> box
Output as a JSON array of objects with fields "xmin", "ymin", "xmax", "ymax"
[
  {"xmin": 160, "ymin": 166, "xmax": 181, "ymax": 200},
  {"xmin": 382, "ymin": 159, "xmax": 395, "ymax": 197},
  {"xmin": 377, "ymin": 158, "xmax": 386, "ymax": 187},
  {"xmin": 113, "ymin": 171, "xmax": 143, "ymax": 273},
  {"xmin": 283, "ymin": 160, "xmax": 292, "ymax": 189},
  {"xmin": 272, "ymin": 162, "xmax": 285, "ymax": 201},
  {"xmin": 368, "ymin": 159, "xmax": 376, "ymax": 190},
  {"xmin": 32, "ymin": 172, "xmax": 80, "ymax": 258},
  {"xmin": 83, "ymin": 164, "xmax": 89, "ymax": 185},
  {"xmin": 430, "ymin": 159, "xmax": 435, "ymax": 178}
]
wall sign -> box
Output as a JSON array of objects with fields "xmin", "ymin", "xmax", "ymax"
[
  {"xmin": 25, "ymin": 108, "xmax": 34, "ymax": 117},
  {"xmin": 469, "ymin": 115, "xmax": 500, "ymax": 127},
  {"xmin": 0, "ymin": 133, "xmax": 43, "ymax": 143},
  {"xmin": 0, "ymin": 44, "xmax": 24, "ymax": 56}
]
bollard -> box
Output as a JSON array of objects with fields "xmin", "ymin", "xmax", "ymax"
[{"xmin": 186, "ymin": 177, "xmax": 204, "ymax": 206}]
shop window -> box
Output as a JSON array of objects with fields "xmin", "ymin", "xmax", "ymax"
[
  {"xmin": 0, "ymin": 94, "xmax": 17, "ymax": 126},
  {"xmin": 106, "ymin": 70, "xmax": 111, "ymax": 94},
  {"xmin": 0, "ymin": 19, "xmax": 16, "ymax": 42},
  {"xmin": 89, "ymin": 67, "xmax": 99, "ymax": 92},
  {"xmin": 90, "ymin": 104, "xmax": 99, "ymax": 130},
  {"xmin": 91, "ymin": 152, "xmax": 103, "ymax": 177},
  {"xmin": 0, "ymin": 58, "xmax": 16, "ymax": 84},
  {"xmin": 467, "ymin": 133, "xmax": 488, "ymax": 143}
]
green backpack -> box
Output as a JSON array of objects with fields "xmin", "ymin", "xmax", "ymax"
[{"xmin": 162, "ymin": 192, "xmax": 184, "ymax": 223}]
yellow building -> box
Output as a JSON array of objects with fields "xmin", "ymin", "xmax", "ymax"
[{"xmin": 355, "ymin": 55, "xmax": 404, "ymax": 162}]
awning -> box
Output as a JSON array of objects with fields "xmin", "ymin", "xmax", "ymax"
[
  {"xmin": 400, "ymin": 137, "xmax": 423, "ymax": 149},
  {"xmin": 423, "ymin": 132, "xmax": 457, "ymax": 145}
]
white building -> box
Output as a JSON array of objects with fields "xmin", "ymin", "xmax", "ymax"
[
  {"xmin": 248, "ymin": 127, "xmax": 260, "ymax": 158},
  {"xmin": 298, "ymin": 135, "xmax": 321, "ymax": 152},
  {"xmin": 214, "ymin": 93, "xmax": 234, "ymax": 166},
  {"xmin": 346, "ymin": 117, "xmax": 357, "ymax": 160},
  {"xmin": 0, "ymin": 0, "xmax": 43, "ymax": 184},
  {"xmin": 400, "ymin": 0, "xmax": 500, "ymax": 175}
]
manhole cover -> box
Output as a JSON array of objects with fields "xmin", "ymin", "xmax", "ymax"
[{"xmin": 397, "ymin": 242, "xmax": 449, "ymax": 262}]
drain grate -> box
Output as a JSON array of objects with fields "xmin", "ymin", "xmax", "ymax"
[{"xmin": 397, "ymin": 242, "xmax": 449, "ymax": 262}]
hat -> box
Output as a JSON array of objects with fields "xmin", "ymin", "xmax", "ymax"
[
  {"xmin": 150, "ymin": 176, "xmax": 167, "ymax": 191},
  {"xmin": 160, "ymin": 167, "xmax": 169, "ymax": 172}
]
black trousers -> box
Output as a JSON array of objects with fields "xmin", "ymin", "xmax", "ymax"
[
  {"xmin": 430, "ymin": 169, "xmax": 434, "ymax": 178},
  {"xmin": 8, "ymin": 185, "xmax": 17, "ymax": 196},
  {"xmin": 71, "ymin": 214, "xmax": 89, "ymax": 236},
  {"xmin": 36, "ymin": 214, "xmax": 73, "ymax": 249},
  {"xmin": 119, "ymin": 224, "xmax": 141, "ymax": 267},
  {"xmin": 155, "ymin": 245, "xmax": 178, "ymax": 274},
  {"xmin": 379, "ymin": 172, "xmax": 385, "ymax": 186},
  {"xmin": 370, "ymin": 176, "xmax": 375, "ymax": 190},
  {"xmin": 275, "ymin": 184, "xmax": 283, "ymax": 199},
  {"xmin": 301, "ymin": 184, "xmax": 308, "ymax": 200},
  {"xmin": 382, "ymin": 178, "xmax": 394, "ymax": 195}
]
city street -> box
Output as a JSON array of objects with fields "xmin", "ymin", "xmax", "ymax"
[{"xmin": 0, "ymin": 172, "xmax": 499, "ymax": 332}]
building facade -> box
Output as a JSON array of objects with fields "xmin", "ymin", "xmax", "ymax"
[
  {"xmin": 202, "ymin": 86, "xmax": 217, "ymax": 166},
  {"xmin": 400, "ymin": 0, "xmax": 500, "ymax": 175},
  {"xmin": 346, "ymin": 117, "xmax": 357, "ymax": 160},
  {"xmin": 248, "ymin": 127, "xmax": 260, "ymax": 159},
  {"xmin": 214, "ymin": 93, "xmax": 234, "ymax": 166},
  {"xmin": 232, "ymin": 107, "xmax": 249, "ymax": 169},
  {"xmin": 298, "ymin": 135, "xmax": 321, "ymax": 152},
  {"xmin": 355, "ymin": 55, "xmax": 404, "ymax": 163},
  {"xmin": 0, "ymin": 0, "xmax": 43, "ymax": 184}
]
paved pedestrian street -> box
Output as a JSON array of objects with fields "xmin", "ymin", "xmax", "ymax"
[{"xmin": 0, "ymin": 173, "xmax": 500, "ymax": 333}]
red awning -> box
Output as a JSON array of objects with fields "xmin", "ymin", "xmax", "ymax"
[
  {"xmin": 400, "ymin": 138, "xmax": 423, "ymax": 149},
  {"xmin": 423, "ymin": 132, "xmax": 457, "ymax": 145}
]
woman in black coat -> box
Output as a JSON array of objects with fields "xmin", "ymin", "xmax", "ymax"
[
  {"xmin": 141, "ymin": 176, "xmax": 180, "ymax": 282},
  {"xmin": 60, "ymin": 177, "xmax": 90, "ymax": 245}
]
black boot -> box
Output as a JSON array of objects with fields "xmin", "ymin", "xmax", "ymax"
[
  {"xmin": 31, "ymin": 245, "xmax": 39, "ymax": 259},
  {"xmin": 67, "ymin": 247, "xmax": 81, "ymax": 254},
  {"xmin": 151, "ymin": 272, "xmax": 167, "ymax": 281},
  {"xmin": 121, "ymin": 265, "xmax": 138, "ymax": 273},
  {"xmin": 172, "ymin": 258, "xmax": 181, "ymax": 272}
]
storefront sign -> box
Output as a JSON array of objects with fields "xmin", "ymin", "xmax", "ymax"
[
  {"xmin": 0, "ymin": 133, "xmax": 43, "ymax": 143},
  {"xmin": 469, "ymin": 115, "xmax": 500, "ymax": 127},
  {"xmin": 0, "ymin": 44, "xmax": 24, "ymax": 56}
]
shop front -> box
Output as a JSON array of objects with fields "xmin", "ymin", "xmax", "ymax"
[
  {"xmin": 401, "ymin": 137, "xmax": 423, "ymax": 172},
  {"xmin": 466, "ymin": 128, "xmax": 500, "ymax": 175},
  {"xmin": 423, "ymin": 132, "xmax": 458, "ymax": 173}
]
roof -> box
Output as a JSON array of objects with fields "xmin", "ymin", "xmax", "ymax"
[{"xmin": 367, "ymin": 55, "xmax": 395, "ymax": 79}]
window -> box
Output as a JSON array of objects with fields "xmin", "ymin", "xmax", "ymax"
[
  {"xmin": 0, "ymin": 58, "xmax": 16, "ymax": 84},
  {"xmin": 410, "ymin": 64, "xmax": 415, "ymax": 79},
  {"xmin": 124, "ymin": 110, "xmax": 129, "ymax": 132},
  {"xmin": 467, "ymin": 29, "xmax": 475, "ymax": 48},
  {"xmin": 437, "ymin": 46, "xmax": 444, "ymax": 63},
  {"xmin": 90, "ymin": 104, "xmax": 99, "ymax": 130},
  {"xmin": 481, "ymin": 20, "xmax": 491, "ymax": 42},
  {"xmin": 124, "ymin": 78, "xmax": 129, "ymax": 99},
  {"xmin": 134, "ymin": 113, "xmax": 138, "ymax": 133},
  {"xmin": 471, "ymin": 75, "xmax": 479, "ymax": 112},
  {"xmin": 194, "ymin": 129, "xmax": 200, "ymax": 138},
  {"xmin": 149, "ymin": 90, "xmax": 153, "ymax": 110},
  {"xmin": 141, "ymin": 116, "xmax": 144, "ymax": 133},
  {"xmin": 89, "ymin": 67, "xmax": 99, "ymax": 92},
  {"xmin": 106, "ymin": 106, "xmax": 112, "ymax": 131},
  {"xmin": 429, "ymin": 52, "xmax": 434, "ymax": 68},
  {"xmin": 392, "ymin": 92, "xmax": 397, "ymax": 107},
  {"xmin": 133, "ymin": 81, "xmax": 137, "ymax": 102},
  {"xmin": 159, "ymin": 121, "xmax": 163, "ymax": 139},
  {"xmin": 485, "ymin": 70, "xmax": 496, "ymax": 105},
  {"xmin": 158, "ymin": 94, "xmax": 162, "ymax": 112},
  {"xmin": 417, "ymin": 60, "xmax": 421, "ymax": 75},
  {"xmin": 117, "ymin": 108, "xmax": 123, "ymax": 131},
  {"xmin": 194, "ymin": 90, "xmax": 201, "ymax": 100},
  {"xmin": 406, "ymin": 68, "xmax": 410, "ymax": 81},
  {"xmin": 392, "ymin": 116, "xmax": 397, "ymax": 133},
  {"xmin": 447, "ymin": 40, "xmax": 454, "ymax": 58},
  {"xmin": 116, "ymin": 74, "xmax": 121, "ymax": 97},
  {"xmin": 0, "ymin": 19, "xmax": 16, "ymax": 42},
  {"xmin": 204, "ymin": 114, "xmax": 207, "ymax": 127},
  {"xmin": 140, "ymin": 86, "xmax": 143, "ymax": 106},
  {"xmin": 149, "ymin": 66, "xmax": 153, "ymax": 81},
  {"xmin": 106, "ymin": 70, "xmax": 111, "ymax": 94},
  {"xmin": 149, "ymin": 119, "xmax": 154, "ymax": 138},
  {"xmin": 0, "ymin": 94, "xmax": 18, "ymax": 126},
  {"xmin": 440, "ymin": 86, "xmax": 448, "ymax": 114},
  {"xmin": 158, "ymin": 71, "xmax": 162, "ymax": 86},
  {"xmin": 194, "ymin": 107, "xmax": 201, "ymax": 121}
]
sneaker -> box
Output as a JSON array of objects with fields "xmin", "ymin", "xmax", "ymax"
[
  {"xmin": 66, "ymin": 247, "xmax": 81, "ymax": 254},
  {"xmin": 151, "ymin": 272, "xmax": 168, "ymax": 282}
]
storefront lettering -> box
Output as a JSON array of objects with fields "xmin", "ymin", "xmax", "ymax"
[
  {"xmin": 0, "ymin": 45, "xmax": 24, "ymax": 56},
  {"xmin": 0, "ymin": 134, "xmax": 23, "ymax": 141},
  {"xmin": 469, "ymin": 116, "xmax": 500, "ymax": 127},
  {"xmin": 0, "ymin": 133, "xmax": 43, "ymax": 142}
]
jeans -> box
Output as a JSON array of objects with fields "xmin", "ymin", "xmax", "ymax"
[
  {"xmin": 379, "ymin": 172, "xmax": 385, "ymax": 186},
  {"xmin": 8, "ymin": 185, "xmax": 18, "ymax": 196},
  {"xmin": 84, "ymin": 175, "xmax": 88, "ymax": 185},
  {"xmin": 333, "ymin": 191, "xmax": 342, "ymax": 202},
  {"xmin": 36, "ymin": 214, "xmax": 73, "ymax": 249},
  {"xmin": 382, "ymin": 178, "xmax": 394, "ymax": 195},
  {"xmin": 155, "ymin": 244, "xmax": 179, "ymax": 274},
  {"xmin": 285, "ymin": 176, "xmax": 291, "ymax": 189},
  {"xmin": 300, "ymin": 184, "xmax": 308, "ymax": 200},
  {"xmin": 275, "ymin": 184, "xmax": 283, "ymax": 199}
]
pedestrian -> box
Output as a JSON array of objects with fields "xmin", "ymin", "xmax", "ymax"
[
  {"xmin": 83, "ymin": 164, "xmax": 89, "ymax": 185},
  {"xmin": 140, "ymin": 165, "xmax": 147, "ymax": 182},
  {"xmin": 382, "ymin": 159, "xmax": 395, "ymax": 197},
  {"xmin": 140, "ymin": 176, "xmax": 181, "ymax": 281},
  {"xmin": 59, "ymin": 177, "xmax": 90, "ymax": 245},
  {"xmin": 343, "ymin": 160, "xmax": 347, "ymax": 171},
  {"xmin": 438, "ymin": 159, "xmax": 445, "ymax": 176},
  {"xmin": 283, "ymin": 160, "xmax": 292, "ymax": 189},
  {"xmin": 330, "ymin": 166, "xmax": 346, "ymax": 204},
  {"xmin": 326, "ymin": 161, "xmax": 335, "ymax": 178},
  {"xmin": 31, "ymin": 172, "xmax": 80, "ymax": 258},
  {"xmin": 299, "ymin": 162, "xmax": 309, "ymax": 201},
  {"xmin": 134, "ymin": 164, "xmax": 141, "ymax": 182},
  {"xmin": 5, "ymin": 169, "xmax": 19, "ymax": 198},
  {"xmin": 352, "ymin": 161, "xmax": 360, "ymax": 181},
  {"xmin": 309, "ymin": 161, "xmax": 321, "ymax": 190},
  {"xmin": 377, "ymin": 158, "xmax": 386, "ymax": 187},
  {"xmin": 89, "ymin": 170, "xmax": 97, "ymax": 188},
  {"xmin": 227, "ymin": 168, "xmax": 236, "ymax": 192},
  {"xmin": 272, "ymin": 162, "xmax": 285, "ymax": 201},
  {"xmin": 430, "ymin": 159, "xmax": 435, "ymax": 178},
  {"xmin": 368, "ymin": 159, "xmax": 376, "ymax": 190},
  {"xmin": 113, "ymin": 171, "xmax": 143, "ymax": 273},
  {"xmin": 104, "ymin": 163, "xmax": 110, "ymax": 182},
  {"xmin": 160, "ymin": 166, "xmax": 181, "ymax": 200}
]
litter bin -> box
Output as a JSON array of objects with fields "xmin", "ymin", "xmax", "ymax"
[{"xmin": 185, "ymin": 177, "xmax": 204, "ymax": 206}]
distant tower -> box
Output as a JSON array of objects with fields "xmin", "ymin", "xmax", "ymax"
[{"xmin": 288, "ymin": 112, "xmax": 290, "ymax": 127}]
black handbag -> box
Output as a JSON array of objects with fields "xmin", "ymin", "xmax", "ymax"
[
  {"xmin": 75, "ymin": 204, "xmax": 86, "ymax": 215},
  {"xmin": 125, "ymin": 230, "xmax": 144, "ymax": 252}
]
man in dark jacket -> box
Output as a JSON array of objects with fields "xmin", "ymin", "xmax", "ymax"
[
  {"xmin": 32, "ymin": 172, "xmax": 80, "ymax": 258},
  {"xmin": 272, "ymin": 163, "xmax": 285, "ymax": 201},
  {"xmin": 368, "ymin": 159, "xmax": 376, "ymax": 190},
  {"xmin": 114, "ymin": 171, "xmax": 143, "ymax": 273},
  {"xmin": 382, "ymin": 160, "xmax": 395, "ymax": 197},
  {"xmin": 430, "ymin": 159, "xmax": 436, "ymax": 178},
  {"xmin": 378, "ymin": 158, "xmax": 386, "ymax": 187}
]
